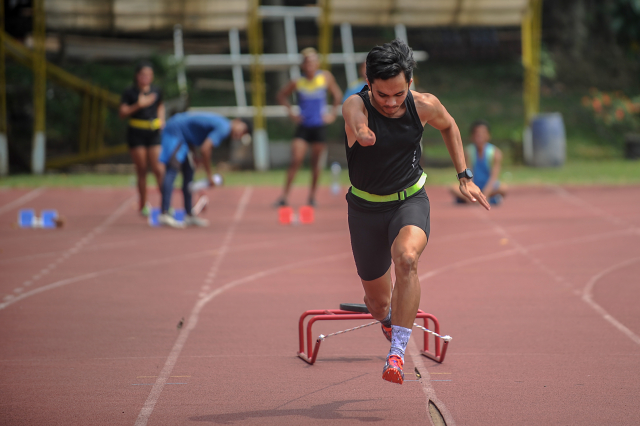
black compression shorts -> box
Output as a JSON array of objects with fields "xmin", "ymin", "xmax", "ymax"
[
  {"xmin": 294, "ymin": 125, "xmax": 326, "ymax": 143},
  {"xmin": 127, "ymin": 128, "xmax": 160, "ymax": 148},
  {"xmin": 347, "ymin": 187, "xmax": 430, "ymax": 281}
]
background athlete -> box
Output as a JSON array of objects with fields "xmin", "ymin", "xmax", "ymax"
[
  {"xmin": 342, "ymin": 39, "xmax": 490, "ymax": 384},
  {"xmin": 274, "ymin": 47, "xmax": 342, "ymax": 207},
  {"xmin": 450, "ymin": 119, "xmax": 508, "ymax": 205},
  {"xmin": 119, "ymin": 61, "xmax": 165, "ymax": 217},
  {"xmin": 158, "ymin": 112, "xmax": 250, "ymax": 228}
]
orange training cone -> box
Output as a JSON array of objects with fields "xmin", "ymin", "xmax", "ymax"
[
  {"xmin": 299, "ymin": 205, "xmax": 314, "ymax": 224},
  {"xmin": 278, "ymin": 206, "xmax": 294, "ymax": 225}
]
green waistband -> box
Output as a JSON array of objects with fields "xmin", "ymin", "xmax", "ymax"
[{"xmin": 350, "ymin": 172, "xmax": 427, "ymax": 202}]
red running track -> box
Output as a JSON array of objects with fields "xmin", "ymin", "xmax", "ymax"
[{"xmin": 0, "ymin": 185, "xmax": 639, "ymax": 425}]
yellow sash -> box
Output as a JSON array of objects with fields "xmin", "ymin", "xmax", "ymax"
[{"xmin": 129, "ymin": 118, "xmax": 161, "ymax": 130}]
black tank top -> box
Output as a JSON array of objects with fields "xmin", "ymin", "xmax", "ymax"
[{"xmin": 345, "ymin": 86, "xmax": 424, "ymax": 197}]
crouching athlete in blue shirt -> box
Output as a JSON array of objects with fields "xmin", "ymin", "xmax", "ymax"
[
  {"xmin": 158, "ymin": 112, "xmax": 251, "ymax": 228},
  {"xmin": 450, "ymin": 120, "xmax": 507, "ymax": 205}
]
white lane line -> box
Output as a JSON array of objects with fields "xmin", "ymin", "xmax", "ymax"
[
  {"xmin": 0, "ymin": 195, "xmax": 134, "ymax": 308},
  {"xmin": 0, "ymin": 229, "xmax": 350, "ymax": 312},
  {"xmin": 550, "ymin": 185, "xmax": 631, "ymax": 227},
  {"xmin": 0, "ymin": 250, "xmax": 219, "ymax": 311},
  {"xmin": 133, "ymin": 251, "xmax": 351, "ymax": 426},
  {"xmin": 197, "ymin": 187, "xmax": 253, "ymax": 297},
  {"xmin": 134, "ymin": 189, "xmax": 355, "ymax": 426},
  {"xmin": 418, "ymin": 248, "xmax": 519, "ymax": 282},
  {"xmin": 526, "ymin": 228, "xmax": 637, "ymax": 251},
  {"xmin": 408, "ymin": 340, "xmax": 456, "ymax": 426},
  {"xmin": 0, "ymin": 187, "xmax": 45, "ymax": 215},
  {"xmin": 474, "ymin": 209, "xmax": 640, "ymax": 347},
  {"xmin": 418, "ymin": 225, "xmax": 637, "ymax": 284},
  {"xmin": 134, "ymin": 186, "xmax": 252, "ymax": 426},
  {"xmin": 582, "ymin": 257, "xmax": 640, "ymax": 346}
]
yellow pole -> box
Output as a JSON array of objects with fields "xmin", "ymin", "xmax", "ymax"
[
  {"xmin": 318, "ymin": 0, "xmax": 332, "ymax": 70},
  {"xmin": 522, "ymin": 0, "xmax": 542, "ymax": 124},
  {"xmin": 0, "ymin": 1, "xmax": 8, "ymax": 175},
  {"xmin": 248, "ymin": 0, "xmax": 264, "ymax": 131},
  {"xmin": 98, "ymin": 89, "xmax": 108, "ymax": 152},
  {"xmin": 90, "ymin": 88, "xmax": 100, "ymax": 154},
  {"xmin": 79, "ymin": 90, "xmax": 91, "ymax": 154},
  {"xmin": 247, "ymin": 0, "xmax": 269, "ymax": 170},
  {"xmin": 31, "ymin": 0, "xmax": 46, "ymax": 174}
]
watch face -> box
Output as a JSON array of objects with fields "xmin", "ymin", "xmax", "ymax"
[{"xmin": 466, "ymin": 169, "xmax": 473, "ymax": 179}]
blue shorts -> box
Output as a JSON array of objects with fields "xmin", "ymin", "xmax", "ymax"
[{"xmin": 159, "ymin": 130, "xmax": 189, "ymax": 166}]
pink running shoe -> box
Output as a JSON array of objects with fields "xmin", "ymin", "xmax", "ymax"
[{"xmin": 382, "ymin": 355, "xmax": 404, "ymax": 384}]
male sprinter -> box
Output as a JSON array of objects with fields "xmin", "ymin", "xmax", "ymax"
[
  {"xmin": 275, "ymin": 47, "xmax": 342, "ymax": 207},
  {"xmin": 158, "ymin": 112, "xmax": 250, "ymax": 228},
  {"xmin": 450, "ymin": 120, "xmax": 507, "ymax": 205},
  {"xmin": 342, "ymin": 39, "xmax": 490, "ymax": 384}
]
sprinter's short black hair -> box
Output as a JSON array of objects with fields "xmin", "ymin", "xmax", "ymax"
[{"xmin": 366, "ymin": 39, "xmax": 416, "ymax": 84}]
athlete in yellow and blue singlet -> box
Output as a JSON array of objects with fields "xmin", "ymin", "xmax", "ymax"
[{"xmin": 275, "ymin": 47, "xmax": 343, "ymax": 207}]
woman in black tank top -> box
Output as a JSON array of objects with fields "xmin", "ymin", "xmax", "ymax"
[
  {"xmin": 119, "ymin": 61, "xmax": 165, "ymax": 217},
  {"xmin": 342, "ymin": 39, "xmax": 490, "ymax": 385}
]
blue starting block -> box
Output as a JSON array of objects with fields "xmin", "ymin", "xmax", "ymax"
[
  {"xmin": 173, "ymin": 209, "xmax": 186, "ymax": 222},
  {"xmin": 18, "ymin": 209, "xmax": 58, "ymax": 229},
  {"xmin": 41, "ymin": 210, "xmax": 58, "ymax": 228},
  {"xmin": 18, "ymin": 209, "xmax": 35, "ymax": 228},
  {"xmin": 148, "ymin": 208, "xmax": 185, "ymax": 227},
  {"xmin": 148, "ymin": 208, "xmax": 161, "ymax": 227}
]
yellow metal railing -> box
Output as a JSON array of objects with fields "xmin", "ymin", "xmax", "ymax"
[
  {"xmin": 2, "ymin": 31, "xmax": 125, "ymax": 169},
  {"xmin": 247, "ymin": 0, "xmax": 266, "ymax": 132},
  {"xmin": 318, "ymin": 0, "xmax": 332, "ymax": 71},
  {"xmin": 32, "ymin": 0, "xmax": 45, "ymax": 137},
  {"xmin": 0, "ymin": 3, "xmax": 6, "ymax": 139},
  {"xmin": 522, "ymin": 0, "xmax": 543, "ymax": 124}
]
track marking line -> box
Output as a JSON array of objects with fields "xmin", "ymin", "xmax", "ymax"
[
  {"xmin": 132, "ymin": 383, "xmax": 187, "ymax": 386},
  {"xmin": 418, "ymin": 228, "xmax": 637, "ymax": 283},
  {"xmin": 549, "ymin": 185, "xmax": 630, "ymax": 227},
  {"xmin": 0, "ymin": 187, "xmax": 45, "ymax": 215},
  {"xmin": 0, "ymin": 195, "xmax": 134, "ymax": 310},
  {"xmin": 0, "ymin": 229, "xmax": 349, "ymax": 312},
  {"xmin": 582, "ymin": 257, "xmax": 640, "ymax": 347},
  {"xmin": 134, "ymin": 191, "xmax": 354, "ymax": 426},
  {"xmin": 134, "ymin": 186, "xmax": 252, "ymax": 426},
  {"xmin": 137, "ymin": 376, "xmax": 191, "ymax": 378},
  {"xmin": 474, "ymin": 209, "xmax": 640, "ymax": 348},
  {"xmin": 418, "ymin": 248, "xmax": 518, "ymax": 282},
  {"xmin": 272, "ymin": 373, "xmax": 369, "ymax": 410},
  {"xmin": 408, "ymin": 339, "xmax": 456, "ymax": 426}
]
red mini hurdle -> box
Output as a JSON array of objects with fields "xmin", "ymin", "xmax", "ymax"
[{"xmin": 297, "ymin": 304, "xmax": 451, "ymax": 365}]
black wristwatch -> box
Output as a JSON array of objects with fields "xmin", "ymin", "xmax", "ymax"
[{"xmin": 457, "ymin": 168, "xmax": 473, "ymax": 181}]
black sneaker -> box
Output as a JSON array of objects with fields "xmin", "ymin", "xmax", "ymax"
[{"xmin": 273, "ymin": 197, "xmax": 288, "ymax": 208}]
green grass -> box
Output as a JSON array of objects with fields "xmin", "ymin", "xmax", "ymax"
[{"xmin": 2, "ymin": 160, "xmax": 639, "ymax": 188}]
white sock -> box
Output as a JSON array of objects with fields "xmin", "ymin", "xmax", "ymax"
[{"xmin": 388, "ymin": 325, "xmax": 412, "ymax": 361}]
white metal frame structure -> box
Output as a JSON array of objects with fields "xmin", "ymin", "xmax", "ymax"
[
  {"xmin": 177, "ymin": 6, "xmax": 427, "ymax": 118},
  {"xmin": 175, "ymin": 6, "xmax": 427, "ymax": 169}
]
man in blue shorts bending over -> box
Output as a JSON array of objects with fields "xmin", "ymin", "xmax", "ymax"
[
  {"xmin": 158, "ymin": 112, "xmax": 250, "ymax": 228},
  {"xmin": 342, "ymin": 39, "xmax": 490, "ymax": 384},
  {"xmin": 450, "ymin": 120, "xmax": 507, "ymax": 205}
]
